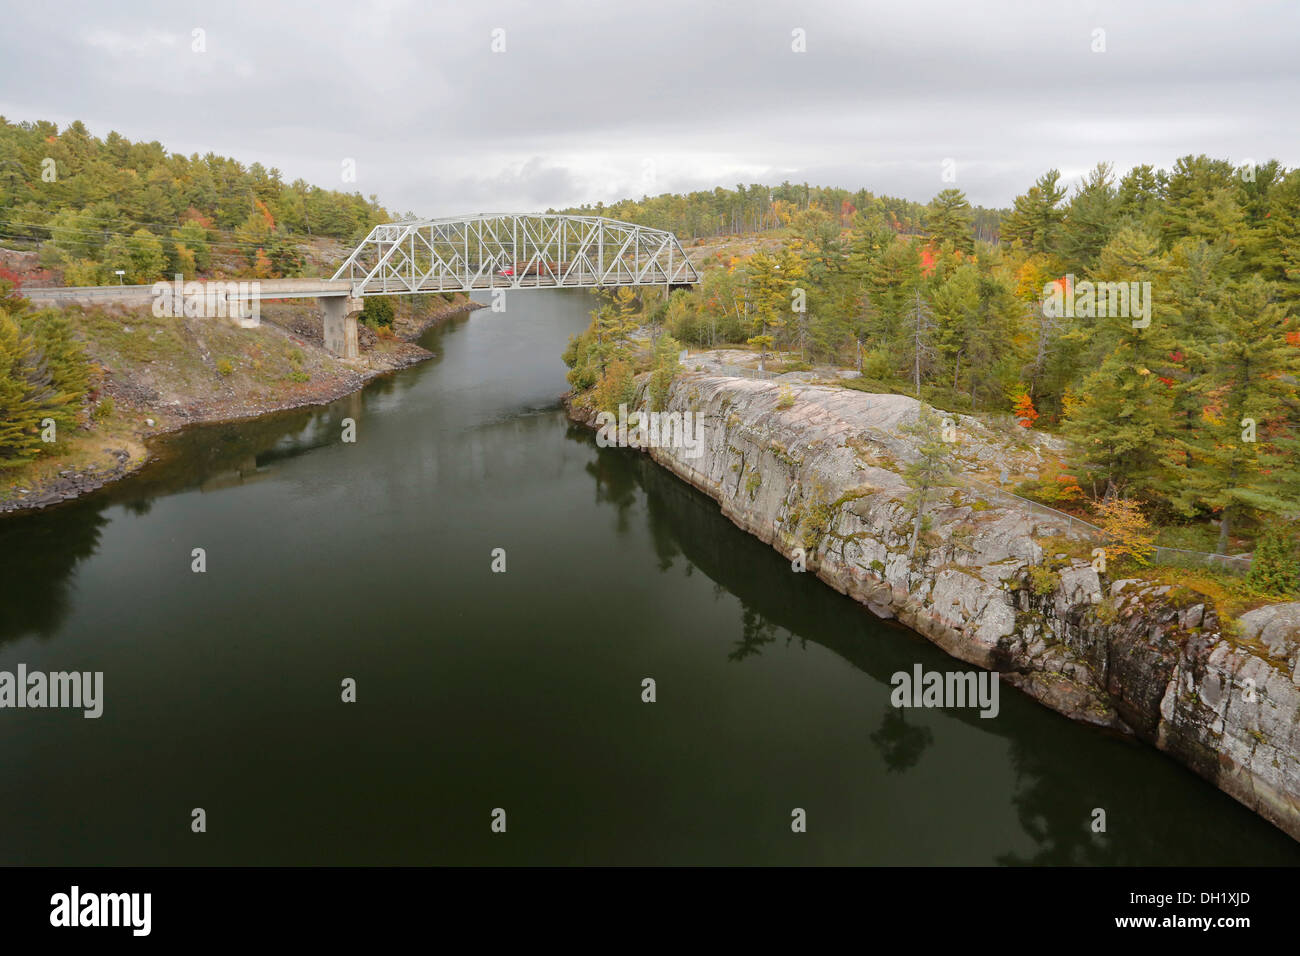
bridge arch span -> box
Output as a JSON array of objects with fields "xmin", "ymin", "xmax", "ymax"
[{"xmin": 331, "ymin": 213, "xmax": 700, "ymax": 296}]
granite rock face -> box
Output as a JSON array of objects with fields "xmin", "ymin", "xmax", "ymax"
[{"xmin": 571, "ymin": 370, "xmax": 1300, "ymax": 841}]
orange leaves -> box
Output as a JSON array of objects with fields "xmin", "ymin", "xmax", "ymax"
[
  {"xmin": 182, "ymin": 207, "xmax": 215, "ymax": 230},
  {"xmin": 1011, "ymin": 390, "xmax": 1039, "ymax": 428},
  {"xmin": 254, "ymin": 199, "xmax": 276, "ymax": 231},
  {"xmin": 919, "ymin": 246, "xmax": 936, "ymax": 277},
  {"xmin": 251, "ymin": 248, "xmax": 274, "ymax": 279}
]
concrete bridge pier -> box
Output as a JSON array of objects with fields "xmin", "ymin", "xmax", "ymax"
[{"xmin": 321, "ymin": 296, "xmax": 363, "ymax": 359}]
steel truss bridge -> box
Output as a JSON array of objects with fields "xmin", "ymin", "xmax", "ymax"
[{"xmin": 331, "ymin": 213, "xmax": 700, "ymax": 295}]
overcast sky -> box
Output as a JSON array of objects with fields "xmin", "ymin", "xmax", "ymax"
[{"xmin": 1, "ymin": 0, "xmax": 1296, "ymax": 216}]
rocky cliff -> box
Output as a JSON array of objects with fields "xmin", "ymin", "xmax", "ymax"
[{"xmin": 570, "ymin": 368, "xmax": 1300, "ymax": 842}]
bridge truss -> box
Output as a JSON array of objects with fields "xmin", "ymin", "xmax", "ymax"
[{"xmin": 331, "ymin": 214, "xmax": 700, "ymax": 295}]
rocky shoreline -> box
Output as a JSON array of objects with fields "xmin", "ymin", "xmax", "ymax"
[
  {"xmin": 1, "ymin": 296, "xmax": 484, "ymax": 516},
  {"xmin": 568, "ymin": 365, "xmax": 1300, "ymax": 842}
]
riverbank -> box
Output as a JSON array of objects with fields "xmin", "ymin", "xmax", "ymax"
[
  {"xmin": 1, "ymin": 293, "xmax": 482, "ymax": 515},
  {"xmin": 567, "ymin": 360, "xmax": 1300, "ymax": 842}
]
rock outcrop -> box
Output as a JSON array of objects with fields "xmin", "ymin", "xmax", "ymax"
[{"xmin": 570, "ymin": 369, "xmax": 1300, "ymax": 841}]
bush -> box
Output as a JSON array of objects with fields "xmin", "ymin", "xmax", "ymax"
[
  {"xmin": 1014, "ymin": 462, "xmax": 1083, "ymax": 506},
  {"xmin": 216, "ymin": 358, "xmax": 233, "ymax": 376},
  {"xmin": 1247, "ymin": 524, "xmax": 1299, "ymax": 596},
  {"xmin": 0, "ymin": 307, "xmax": 91, "ymax": 467},
  {"xmin": 1028, "ymin": 564, "xmax": 1060, "ymax": 597},
  {"xmin": 591, "ymin": 358, "xmax": 636, "ymax": 414},
  {"xmin": 362, "ymin": 296, "xmax": 396, "ymax": 327},
  {"xmin": 1095, "ymin": 497, "xmax": 1156, "ymax": 566}
]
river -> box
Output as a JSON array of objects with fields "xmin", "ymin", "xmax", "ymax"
[{"xmin": 0, "ymin": 290, "xmax": 1296, "ymax": 865}]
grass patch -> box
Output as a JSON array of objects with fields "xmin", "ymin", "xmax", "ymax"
[
  {"xmin": 1123, "ymin": 561, "xmax": 1288, "ymax": 623},
  {"xmin": 1154, "ymin": 523, "xmax": 1227, "ymax": 553}
]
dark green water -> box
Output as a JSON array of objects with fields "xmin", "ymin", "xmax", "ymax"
[{"xmin": 0, "ymin": 291, "xmax": 1296, "ymax": 865}]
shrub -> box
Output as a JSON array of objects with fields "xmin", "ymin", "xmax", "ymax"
[
  {"xmin": 591, "ymin": 358, "xmax": 636, "ymax": 414},
  {"xmin": 362, "ymin": 296, "xmax": 395, "ymax": 327},
  {"xmin": 0, "ymin": 307, "xmax": 91, "ymax": 467},
  {"xmin": 1028, "ymin": 564, "xmax": 1060, "ymax": 597},
  {"xmin": 1247, "ymin": 524, "xmax": 1299, "ymax": 596},
  {"xmin": 216, "ymin": 358, "xmax": 233, "ymax": 376},
  {"xmin": 1095, "ymin": 497, "xmax": 1156, "ymax": 566},
  {"xmin": 1014, "ymin": 461, "xmax": 1083, "ymax": 506}
]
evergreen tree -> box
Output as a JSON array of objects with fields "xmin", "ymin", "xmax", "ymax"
[
  {"xmin": 1172, "ymin": 276, "xmax": 1300, "ymax": 552},
  {"xmin": 1059, "ymin": 163, "xmax": 1119, "ymax": 274},
  {"xmin": 900, "ymin": 403, "xmax": 957, "ymax": 560},
  {"xmin": 1247, "ymin": 523, "xmax": 1300, "ymax": 595},
  {"xmin": 1002, "ymin": 170, "xmax": 1067, "ymax": 255},
  {"xmin": 923, "ymin": 188, "xmax": 975, "ymax": 254}
]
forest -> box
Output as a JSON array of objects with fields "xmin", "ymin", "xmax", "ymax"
[
  {"xmin": 564, "ymin": 157, "xmax": 1300, "ymax": 582},
  {"xmin": 0, "ymin": 118, "xmax": 1297, "ymax": 584},
  {"xmin": 0, "ymin": 117, "xmax": 390, "ymax": 284},
  {"xmin": 558, "ymin": 180, "xmax": 1004, "ymax": 243}
]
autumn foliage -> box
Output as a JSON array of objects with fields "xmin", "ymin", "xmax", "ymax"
[
  {"xmin": 1095, "ymin": 498, "xmax": 1157, "ymax": 566},
  {"xmin": 1011, "ymin": 389, "xmax": 1038, "ymax": 428}
]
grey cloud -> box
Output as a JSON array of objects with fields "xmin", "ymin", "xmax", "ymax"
[{"xmin": 0, "ymin": 0, "xmax": 1295, "ymax": 216}]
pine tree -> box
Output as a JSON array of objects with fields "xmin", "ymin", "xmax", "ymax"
[
  {"xmin": 900, "ymin": 403, "xmax": 957, "ymax": 560},
  {"xmin": 1059, "ymin": 163, "xmax": 1119, "ymax": 274},
  {"xmin": 862, "ymin": 238, "xmax": 923, "ymax": 379},
  {"xmin": 1116, "ymin": 164, "xmax": 1165, "ymax": 230},
  {"xmin": 1247, "ymin": 523, "xmax": 1300, "ymax": 596},
  {"xmin": 931, "ymin": 263, "xmax": 979, "ymax": 393},
  {"xmin": 1172, "ymin": 276, "xmax": 1300, "ymax": 552},
  {"xmin": 746, "ymin": 250, "xmax": 802, "ymax": 369},
  {"xmin": 1064, "ymin": 271, "xmax": 1179, "ymax": 501},
  {"xmin": 923, "ymin": 188, "xmax": 975, "ymax": 254},
  {"xmin": 1002, "ymin": 170, "xmax": 1067, "ymax": 256},
  {"xmin": 0, "ymin": 310, "xmax": 57, "ymax": 468}
]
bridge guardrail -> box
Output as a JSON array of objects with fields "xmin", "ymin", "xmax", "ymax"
[{"xmin": 21, "ymin": 284, "xmax": 157, "ymax": 299}]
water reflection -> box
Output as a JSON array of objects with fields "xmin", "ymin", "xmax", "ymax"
[
  {"xmin": 580, "ymin": 433, "xmax": 1300, "ymax": 865},
  {"xmin": 1, "ymin": 289, "xmax": 1296, "ymax": 865},
  {"xmin": 870, "ymin": 710, "xmax": 936, "ymax": 774},
  {"xmin": 0, "ymin": 503, "xmax": 108, "ymax": 647},
  {"xmin": 0, "ymin": 402, "xmax": 351, "ymax": 649}
]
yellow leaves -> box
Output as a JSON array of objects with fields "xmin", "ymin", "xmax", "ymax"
[{"xmin": 1095, "ymin": 497, "xmax": 1156, "ymax": 565}]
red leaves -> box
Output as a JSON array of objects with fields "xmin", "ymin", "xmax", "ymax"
[
  {"xmin": 1012, "ymin": 391, "xmax": 1039, "ymax": 427},
  {"xmin": 919, "ymin": 246, "xmax": 936, "ymax": 277}
]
